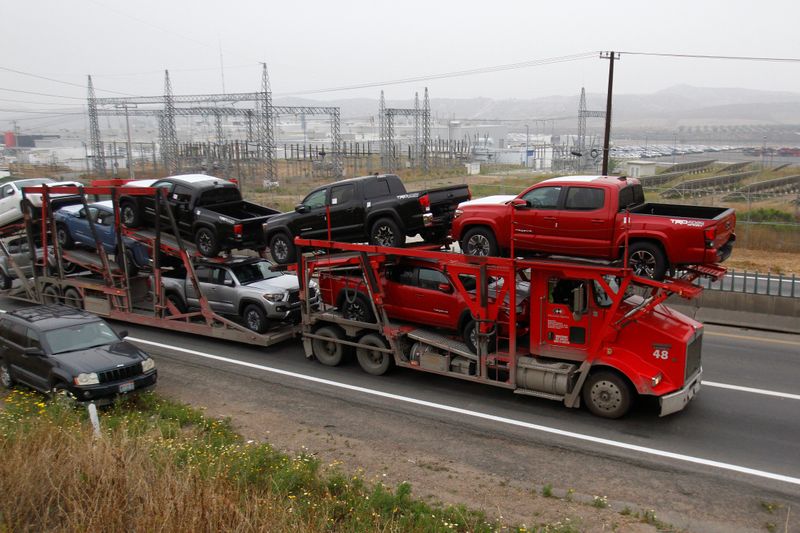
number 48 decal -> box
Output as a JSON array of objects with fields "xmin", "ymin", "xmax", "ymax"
[{"xmin": 652, "ymin": 348, "xmax": 670, "ymax": 360}]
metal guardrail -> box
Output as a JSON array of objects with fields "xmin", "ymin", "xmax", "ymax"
[
  {"xmin": 696, "ymin": 268, "xmax": 799, "ymax": 297},
  {"xmin": 659, "ymin": 170, "xmax": 759, "ymax": 199},
  {"xmin": 721, "ymin": 174, "xmax": 800, "ymax": 201}
]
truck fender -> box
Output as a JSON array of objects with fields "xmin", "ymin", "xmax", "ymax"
[
  {"xmin": 585, "ymin": 352, "xmax": 662, "ymax": 395},
  {"xmin": 265, "ymin": 225, "xmax": 292, "ymax": 242},
  {"xmin": 617, "ymin": 234, "xmax": 670, "ymax": 261},
  {"xmin": 49, "ymin": 369, "xmax": 74, "ymax": 389},
  {"xmin": 238, "ymin": 297, "xmax": 265, "ymax": 316},
  {"xmin": 366, "ymin": 210, "xmax": 404, "ymax": 231},
  {"xmin": 456, "ymin": 219, "xmax": 502, "ymax": 245}
]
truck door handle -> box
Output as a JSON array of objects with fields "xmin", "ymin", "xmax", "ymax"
[
  {"xmin": 543, "ymin": 216, "xmax": 557, "ymax": 221},
  {"xmin": 591, "ymin": 219, "xmax": 604, "ymax": 224}
]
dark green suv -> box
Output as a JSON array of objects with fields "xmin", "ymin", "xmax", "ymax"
[{"xmin": 0, "ymin": 305, "xmax": 157, "ymax": 403}]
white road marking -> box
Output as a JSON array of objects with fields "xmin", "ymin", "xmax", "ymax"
[
  {"xmin": 703, "ymin": 381, "xmax": 800, "ymax": 401},
  {"xmin": 129, "ymin": 336, "xmax": 800, "ymax": 487}
]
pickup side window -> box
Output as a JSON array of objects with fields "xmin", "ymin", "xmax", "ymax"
[
  {"xmin": 618, "ymin": 184, "xmax": 644, "ymax": 210},
  {"xmin": 195, "ymin": 265, "xmax": 213, "ymax": 283},
  {"xmin": 302, "ymin": 189, "xmax": 326, "ymax": 210},
  {"xmin": 522, "ymin": 186, "xmax": 561, "ymax": 209},
  {"xmin": 387, "ymin": 265, "xmax": 416, "ymax": 285},
  {"xmin": 172, "ymin": 185, "xmax": 193, "ymax": 204},
  {"xmin": 330, "ymin": 184, "xmax": 354, "ymax": 205},
  {"xmin": 96, "ymin": 210, "xmax": 114, "ymax": 226},
  {"xmin": 6, "ymin": 322, "xmax": 27, "ymax": 347},
  {"xmin": 25, "ymin": 328, "xmax": 42, "ymax": 350},
  {"xmin": 1, "ymin": 185, "xmax": 13, "ymax": 198},
  {"xmin": 364, "ymin": 179, "xmax": 390, "ymax": 199},
  {"xmin": 565, "ymin": 187, "xmax": 604, "ymax": 210},
  {"xmin": 418, "ymin": 268, "xmax": 449, "ymax": 291}
]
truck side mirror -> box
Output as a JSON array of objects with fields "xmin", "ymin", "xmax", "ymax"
[
  {"xmin": 438, "ymin": 282, "xmax": 453, "ymax": 293},
  {"xmin": 511, "ymin": 198, "xmax": 528, "ymax": 209},
  {"xmin": 571, "ymin": 284, "xmax": 586, "ymax": 320},
  {"xmin": 294, "ymin": 204, "xmax": 309, "ymax": 214}
]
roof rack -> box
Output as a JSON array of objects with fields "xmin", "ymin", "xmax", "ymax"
[{"xmin": 10, "ymin": 304, "xmax": 92, "ymax": 323}]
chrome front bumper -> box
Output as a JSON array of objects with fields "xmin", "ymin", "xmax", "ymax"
[{"xmin": 659, "ymin": 368, "xmax": 702, "ymax": 417}]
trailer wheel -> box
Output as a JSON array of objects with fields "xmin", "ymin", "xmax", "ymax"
[
  {"xmin": 341, "ymin": 291, "xmax": 375, "ymax": 323},
  {"xmin": 312, "ymin": 325, "xmax": 346, "ymax": 367},
  {"xmin": 0, "ymin": 271, "xmax": 11, "ymax": 290},
  {"xmin": 461, "ymin": 227, "xmax": 498, "ymax": 256},
  {"xmin": 627, "ymin": 242, "xmax": 667, "ymax": 281},
  {"xmin": 582, "ymin": 370, "xmax": 633, "ymax": 419},
  {"xmin": 243, "ymin": 304, "xmax": 268, "ymax": 333},
  {"xmin": 356, "ymin": 333, "xmax": 392, "ymax": 376},
  {"xmin": 120, "ymin": 201, "xmax": 141, "ymax": 228},
  {"xmin": 195, "ymin": 227, "xmax": 220, "ymax": 258},
  {"xmin": 56, "ymin": 224, "xmax": 75, "ymax": 250},
  {"xmin": 62, "ymin": 287, "xmax": 83, "ymax": 309},
  {"xmin": 270, "ymin": 232, "xmax": 296, "ymax": 265},
  {"xmin": 42, "ymin": 285, "xmax": 60, "ymax": 305},
  {"xmin": 370, "ymin": 218, "xmax": 404, "ymax": 248}
]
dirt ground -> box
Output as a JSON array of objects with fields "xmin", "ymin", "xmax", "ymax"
[
  {"xmin": 155, "ymin": 353, "xmax": 797, "ymax": 533},
  {"xmin": 727, "ymin": 248, "xmax": 799, "ymax": 274}
]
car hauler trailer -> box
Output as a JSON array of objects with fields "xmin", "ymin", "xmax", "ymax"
[
  {"xmin": 0, "ymin": 183, "xmax": 297, "ymax": 348},
  {"xmin": 295, "ymin": 238, "xmax": 725, "ymax": 418}
]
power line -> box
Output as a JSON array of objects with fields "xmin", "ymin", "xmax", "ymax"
[
  {"xmin": 0, "ymin": 65, "xmax": 137, "ymax": 96},
  {"xmin": 0, "ymin": 108, "xmax": 84, "ymax": 115},
  {"xmin": 0, "ymin": 97, "xmax": 83, "ymax": 106},
  {"xmin": 275, "ymin": 52, "xmax": 597, "ymax": 96},
  {"xmin": 620, "ymin": 51, "xmax": 800, "ymax": 63},
  {"xmin": 0, "ymin": 87, "xmax": 85, "ymax": 100}
]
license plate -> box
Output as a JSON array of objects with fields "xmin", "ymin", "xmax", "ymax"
[{"xmin": 119, "ymin": 381, "xmax": 135, "ymax": 393}]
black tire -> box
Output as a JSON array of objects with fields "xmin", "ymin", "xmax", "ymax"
[
  {"xmin": 120, "ymin": 200, "xmax": 141, "ymax": 228},
  {"xmin": 462, "ymin": 319, "xmax": 495, "ymax": 354},
  {"xmin": 311, "ymin": 325, "xmax": 346, "ymax": 367},
  {"xmin": 123, "ymin": 249, "xmax": 140, "ymax": 277},
  {"xmin": 356, "ymin": 333, "xmax": 392, "ymax": 376},
  {"xmin": 369, "ymin": 217, "xmax": 404, "ymax": 248},
  {"xmin": 42, "ymin": 285, "xmax": 60, "ymax": 305},
  {"xmin": 61, "ymin": 261, "xmax": 77, "ymax": 275},
  {"xmin": 243, "ymin": 304, "xmax": 268, "ymax": 333},
  {"xmin": 582, "ymin": 370, "xmax": 633, "ymax": 419},
  {"xmin": 270, "ymin": 232, "xmax": 296, "ymax": 265},
  {"xmin": 340, "ymin": 291, "xmax": 375, "ymax": 323},
  {"xmin": 0, "ymin": 361, "xmax": 14, "ymax": 389},
  {"xmin": 50, "ymin": 382, "xmax": 75, "ymax": 401},
  {"xmin": 62, "ymin": 287, "xmax": 83, "ymax": 309},
  {"xmin": 166, "ymin": 292, "xmax": 187, "ymax": 314},
  {"xmin": 195, "ymin": 227, "xmax": 220, "ymax": 258},
  {"xmin": 56, "ymin": 224, "xmax": 75, "ymax": 250},
  {"xmin": 627, "ymin": 242, "xmax": 667, "ymax": 281},
  {"xmin": 0, "ymin": 270, "xmax": 11, "ymax": 290},
  {"xmin": 461, "ymin": 227, "xmax": 498, "ymax": 256}
]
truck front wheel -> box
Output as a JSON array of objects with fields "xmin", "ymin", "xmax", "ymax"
[
  {"xmin": 270, "ymin": 232, "xmax": 296, "ymax": 265},
  {"xmin": 582, "ymin": 370, "xmax": 633, "ymax": 419},
  {"xmin": 56, "ymin": 224, "xmax": 75, "ymax": 250},
  {"xmin": 370, "ymin": 218, "xmax": 404, "ymax": 248},
  {"xmin": 195, "ymin": 227, "xmax": 220, "ymax": 257},
  {"xmin": 120, "ymin": 201, "xmax": 141, "ymax": 228},
  {"xmin": 461, "ymin": 227, "xmax": 498, "ymax": 256},
  {"xmin": 243, "ymin": 304, "xmax": 268, "ymax": 333},
  {"xmin": 341, "ymin": 291, "xmax": 375, "ymax": 323},
  {"xmin": 627, "ymin": 242, "xmax": 666, "ymax": 281}
]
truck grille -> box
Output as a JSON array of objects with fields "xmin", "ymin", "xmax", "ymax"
[
  {"xmin": 99, "ymin": 363, "xmax": 143, "ymax": 384},
  {"xmin": 685, "ymin": 333, "xmax": 702, "ymax": 380},
  {"xmin": 288, "ymin": 288, "xmax": 316, "ymax": 303}
]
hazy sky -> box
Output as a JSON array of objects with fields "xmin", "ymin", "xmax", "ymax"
[{"xmin": 2, "ymin": 0, "xmax": 799, "ymax": 112}]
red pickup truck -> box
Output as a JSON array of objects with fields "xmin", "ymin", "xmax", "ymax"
[
  {"xmin": 318, "ymin": 257, "xmax": 530, "ymax": 353},
  {"xmin": 451, "ymin": 176, "xmax": 736, "ymax": 279}
]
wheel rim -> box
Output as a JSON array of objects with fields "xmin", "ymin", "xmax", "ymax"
[
  {"xmin": 318, "ymin": 337, "xmax": 337, "ymax": 358},
  {"xmin": 373, "ymin": 225, "xmax": 395, "ymax": 247},
  {"xmin": 57, "ymin": 228, "xmax": 68, "ymax": 246},
  {"xmin": 245, "ymin": 310, "xmax": 262, "ymax": 331},
  {"xmin": 0, "ymin": 365, "xmax": 11, "ymax": 388},
  {"xmin": 122, "ymin": 206, "xmax": 135, "ymax": 225},
  {"xmin": 363, "ymin": 345, "xmax": 384, "ymax": 366},
  {"xmin": 273, "ymin": 237, "xmax": 289, "ymax": 261},
  {"xmin": 468, "ymin": 326, "xmax": 478, "ymax": 350},
  {"xmin": 197, "ymin": 231, "xmax": 212, "ymax": 254},
  {"xmin": 345, "ymin": 299, "xmax": 369, "ymax": 321},
  {"xmin": 588, "ymin": 379, "xmax": 623, "ymax": 413},
  {"xmin": 466, "ymin": 234, "xmax": 490, "ymax": 256},
  {"xmin": 630, "ymin": 250, "xmax": 656, "ymax": 277}
]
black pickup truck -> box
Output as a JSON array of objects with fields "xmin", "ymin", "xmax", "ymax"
[
  {"xmin": 264, "ymin": 173, "xmax": 471, "ymax": 264},
  {"xmin": 119, "ymin": 174, "xmax": 279, "ymax": 257}
]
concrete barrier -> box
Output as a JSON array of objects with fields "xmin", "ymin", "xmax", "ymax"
[{"xmin": 667, "ymin": 291, "xmax": 800, "ymax": 334}]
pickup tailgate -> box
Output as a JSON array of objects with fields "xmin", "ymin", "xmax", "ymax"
[{"xmin": 418, "ymin": 184, "xmax": 471, "ymax": 224}]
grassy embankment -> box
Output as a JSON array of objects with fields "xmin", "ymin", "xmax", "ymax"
[{"xmin": 0, "ymin": 389, "xmax": 544, "ymax": 532}]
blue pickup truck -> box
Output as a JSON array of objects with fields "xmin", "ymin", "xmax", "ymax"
[{"xmin": 54, "ymin": 200, "xmax": 151, "ymax": 275}]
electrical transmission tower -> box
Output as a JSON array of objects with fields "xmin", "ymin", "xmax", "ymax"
[
  {"xmin": 577, "ymin": 87, "xmax": 605, "ymax": 169},
  {"xmin": 86, "ymin": 76, "xmax": 106, "ymax": 175},
  {"xmin": 378, "ymin": 88, "xmax": 431, "ymax": 172},
  {"xmin": 259, "ymin": 63, "xmax": 275, "ymax": 183}
]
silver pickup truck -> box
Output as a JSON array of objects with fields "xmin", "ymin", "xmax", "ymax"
[{"xmin": 161, "ymin": 257, "xmax": 319, "ymax": 333}]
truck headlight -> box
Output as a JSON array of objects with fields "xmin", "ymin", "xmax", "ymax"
[
  {"xmin": 74, "ymin": 372, "xmax": 99, "ymax": 386},
  {"xmin": 651, "ymin": 373, "xmax": 662, "ymax": 387},
  {"xmin": 263, "ymin": 293, "xmax": 284, "ymax": 302},
  {"xmin": 141, "ymin": 358, "xmax": 156, "ymax": 372},
  {"xmin": 454, "ymin": 208, "xmax": 463, "ymax": 219}
]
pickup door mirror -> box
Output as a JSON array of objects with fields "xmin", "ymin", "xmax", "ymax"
[
  {"xmin": 511, "ymin": 198, "xmax": 528, "ymax": 209},
  {"xmin": 117, "ymin": 330, "xmax": 129, "ymax": 339},
  {"xmin": 24, "ymin": 347, "xmax": 44, "ymax": 356},
  {"xmin": 438, "ymin": 283, "xmax": 453, "ymax": 293},
  {"xmin": 294, "ymin": 204, "xmax": 309, "ymax": 214},
  {"xmin": 223, "ymin": 279, "xmax": 235, "ymax": 287}
]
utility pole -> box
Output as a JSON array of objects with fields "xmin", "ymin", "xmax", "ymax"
[
  {"xmin": 600, "ymin": 51, "xmax": 619, "ymax": 175},
  {"xmin": 115, "ymin": 103, "xmax": 137, "ymax": 179}
]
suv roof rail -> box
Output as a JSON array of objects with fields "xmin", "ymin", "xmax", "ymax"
[{"xmin": 9, "ymin": 304, "xmax": 94, "ymax": 323}]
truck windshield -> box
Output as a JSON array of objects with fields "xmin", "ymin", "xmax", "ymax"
[
  {"xmin": 44, "ymin": 321, "xmax": 120, "ymax": 354},
  {"xmin": 197, "ymin": 187, "xmax": 242, "ymax": 206},
  {"xmin": 231, "ymin": 261, "xmax": 282, "ymax": 285}
]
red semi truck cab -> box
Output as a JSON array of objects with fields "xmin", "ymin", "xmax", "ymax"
[{"xmin": 451, "ymin": 175, "xmax": 736, "ymax": 280}]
